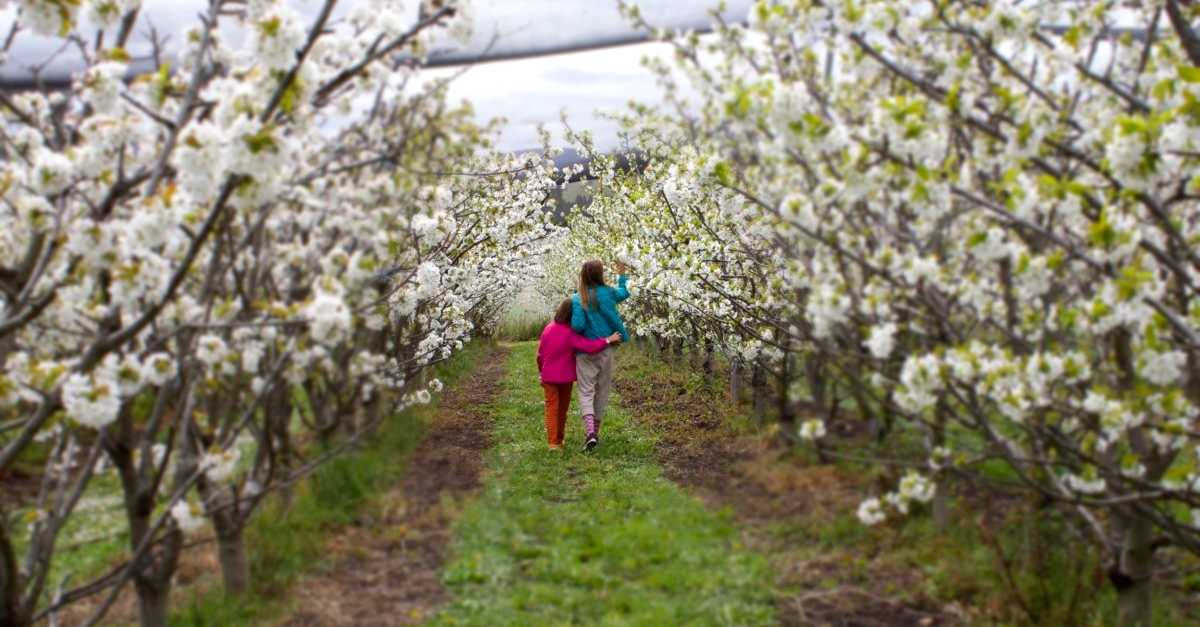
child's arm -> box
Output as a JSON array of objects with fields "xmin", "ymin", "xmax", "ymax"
[
  {"xmin": 613, "ymin": 274, "xmax": 630, "ymax": 303},
  {"xmin": 571, "ymin": 331, "xmax": 617, "ymax": 354},
  {"xmin": 536, "ymin": 336, "xmax": 545, "ymax": 373}
]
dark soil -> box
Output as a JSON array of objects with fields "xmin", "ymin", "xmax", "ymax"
[
  {"xmin": 614, "ymin": 354, "xmax": 960, "ymax": 627},
  {"xmin": 279, "ymin": 345, "xmax": 508, "ymax": 627},
  {"xmin": 0, "ymin": 466, "xmax": 44, "ymax": 510}
]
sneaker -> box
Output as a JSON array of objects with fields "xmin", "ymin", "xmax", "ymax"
[{"xmin": 584, "ymin": 434, "xmax": 598, "ymax": 451}]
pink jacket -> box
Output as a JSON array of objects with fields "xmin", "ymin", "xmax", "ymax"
[{"xmin": 536, "ymin": 321, "xmax": 610, "ymax": 384}]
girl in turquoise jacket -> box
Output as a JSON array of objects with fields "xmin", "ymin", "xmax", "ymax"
[{"xmin": 571, "ymin": 259, "xmax": 630, "ymax": 450}]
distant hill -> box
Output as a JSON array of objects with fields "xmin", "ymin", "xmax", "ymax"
[{"xmin": 523, "ymin": 147, "xmax": 648, "ymax": 223}]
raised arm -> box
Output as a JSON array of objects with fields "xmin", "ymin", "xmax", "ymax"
[{"xmin": 614, "ymin": 274, "xmax": 630, "ymax": 303}]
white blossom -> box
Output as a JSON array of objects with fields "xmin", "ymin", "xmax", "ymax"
[
  {"xmin": 856, "ymin": 497, "xmax": 886, "ymax": 526},
  {"xmin": 864, "ymin": 323, "xmax": 897, "ymax": 359},
  {"xmin": 170, "ymin": 500, "xmax": 205, "ymax": 534},
  {"xmin": 1140, "ymin": 350, "xmax": 1186, "ymax": 386},
  {"xmin": 798, "ymin": 419, "xmax": 826, "ymax": 441},
  {"xmin": 79, "ymin": 61, "xmax": 128, "ymax": 115},
  {"xmin": 62, "ymin": 370, "xmax": 121, "ymax": 430},
  {"xmin": 202, "ymin": 446, "xmax": 241, "ymax": 483}
]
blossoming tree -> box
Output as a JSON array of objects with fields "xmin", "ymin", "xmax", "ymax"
[
  {"xmin": 549, "ymin": 1, "xmax": 1200, "ymax": 624},
  {"xmin": 0, "ymin": 2, "xmax": 558, "ymax": 626}
]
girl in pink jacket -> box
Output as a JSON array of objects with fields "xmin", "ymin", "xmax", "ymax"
[{"xmin": 536, "ymin": 299, "xmax": 621, "ymax": 450}]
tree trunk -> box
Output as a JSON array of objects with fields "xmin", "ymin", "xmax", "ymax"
[
  {"xmin": 671, "ymin": 338, "xmax": 683, "ymax": 363},
  {"xmin": 931, "ymin": 394, "xmax": 950, "ymax": 532},
  {"xmin": 111, "ymin": 415, "xmax": 182, "ymax": 627},
  {"xmin": 702, "ymin": 343, "xmax": 714, "ymax": 379},
  {"xmin": 133, "ymin": 576, "xmax": 171, "ymax": 627},
  {"xmin": 777, "ymin": 350, "xmax": 795, "ymax": 446},
  {"xmin": 200, "ymin": 479, "xmax": 251, "ymax": 596},
  {"xmin": 216, "ymin": 518, "xmax": 249, "ymax": 594},
  {"xmin": 1115, "ymin": 516, "xmax": 1156, "ymax": 627},
  {"xmin": 730, "ymin": 360, "xmax": 744, "ymax": 405},
  {"xmin": 846, "ymin": 363, "xmax": 873, "ymax": 424},
  {"xmin": 805, "ymin": 354, "xmax": 828, "ymax": 416},
  {"xmin": 0, "ymin": 522, "xmax": 22, "ymax": 627},
  {"xmin": 751, "ymin": 364, "xmax": 768, "ymax": 424}
]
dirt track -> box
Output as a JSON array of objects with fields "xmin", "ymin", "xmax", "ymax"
[{"xmin": 278, "ymin": 345, "xmax": 508, "ymax": 627}]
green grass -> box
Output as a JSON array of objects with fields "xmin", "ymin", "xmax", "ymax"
[
  {"xmin": 170, "ymin": 341, "xmax": 492, "ymax": 626},
  {"xmin": 430, "ymin": 342, "xmax": 776, "ymax": 627}
]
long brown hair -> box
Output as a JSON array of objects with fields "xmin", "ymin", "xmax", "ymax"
[
  {"xmin": 553, "ymin": 299, "xmax": 573, "ymax": 323},
  {"xmin": 578, "ymin": 260, "xmax": 605, "ymax": 311}
]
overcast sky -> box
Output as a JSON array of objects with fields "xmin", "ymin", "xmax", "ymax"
[
  {"xmin": 422, "ymin": 42, "xmax": 677, "ymax": 152},
  {"xmin": 0, "ymin": 0, "xmax": 751, "ymax": 152},
  {"xmin": 420, "ymin": 0, "xmax": 738, "ymax": 152}
]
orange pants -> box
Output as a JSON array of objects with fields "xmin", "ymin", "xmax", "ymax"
[{"xmin": 542, "ymin": 382, "xmax": 573, "ymax": 446}]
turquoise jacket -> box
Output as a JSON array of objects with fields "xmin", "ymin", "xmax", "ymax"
[{"xmin": 571, "ymin": 275, "xmax": 630, "ymax": 343}]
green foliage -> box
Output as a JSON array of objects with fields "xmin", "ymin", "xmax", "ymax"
[{"xmin": 432, "ymin": 342, "xmax": 775, "ymax": 626}]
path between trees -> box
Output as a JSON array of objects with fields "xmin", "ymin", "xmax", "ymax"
[{"xmin": 275, "ymin": 341, "xmax": 951, "ymax": 627}]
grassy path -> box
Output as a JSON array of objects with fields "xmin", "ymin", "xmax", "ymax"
[{"xmin": 429, "ymin": 342, "xmax": 775, "ymax": 627}]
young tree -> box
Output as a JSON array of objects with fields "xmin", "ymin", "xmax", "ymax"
[
  {"xmin": 0, "ymin": 1, "xmax": 558, "ymax": 626},
  {"xmin": 560, "ymin": 2, "xmax": 1200, "ymax": 624}
]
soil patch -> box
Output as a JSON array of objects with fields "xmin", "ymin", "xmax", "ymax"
[
  {"xmin": 615, "ymin": 356, "xmax": 960, "ymax": 627},
  {"xmin": 277, "ymin": 345, "xmax": 508, "ymax": 627},
  {"xmin": 0, "ymin": 466, "xmax": 43, "ymax": 510}
]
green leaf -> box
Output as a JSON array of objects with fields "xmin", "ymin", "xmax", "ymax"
[
  {"xmin": 1152, "ymin": 78, "xmax": 1177, "ymax": 101},
  {"xmin": 713, "ymin": 161, "xmax": 733, "ymax": 187},
  {"xmin": 1115, "ymin": 115, "xmax": 1147, "ymax": 136},
  {"xmin": 1178, "ymin": 64, "xmax": 1200, "ymax": 83}
]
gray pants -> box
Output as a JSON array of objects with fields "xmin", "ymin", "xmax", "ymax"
[{"xmin": 575, "ymin": 348, "xmax": 614, "ymax": 420}]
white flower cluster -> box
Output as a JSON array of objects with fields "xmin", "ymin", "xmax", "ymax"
[
  {"xmin": 201, "ymin": 446, "xmax": 241, "ymax": 484},
  {"xmin": 856, "ymin": 471, "xmax": 937, "ymax": 526},
  {"xmin": 797, "ymin": 419, "xmax": 826, "ymax": 441},
  {"xmin": 170, "ymin": 500, "xmax": 205, "ymax": 534},
  {"xmin": 1, "ymin": 1, "xmax": 559, "ymax": 619}
]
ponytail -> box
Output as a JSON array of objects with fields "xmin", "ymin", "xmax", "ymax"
[{"xmin": 578, "ymin": 260, "xmax": 605, "ymax": 311}]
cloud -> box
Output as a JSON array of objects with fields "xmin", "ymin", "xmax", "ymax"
[
  {"xmin": 427, "ymin": 41, "xmax": 675, "ymax": 151},
  {"xmin": 1, "ymin": 0, "xmax": 737, "ymax": 152}
]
